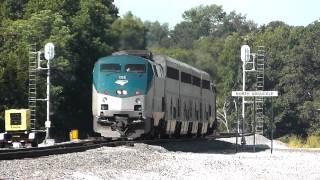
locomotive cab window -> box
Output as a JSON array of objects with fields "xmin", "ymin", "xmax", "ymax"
[
  {"xmin": 100, "ymin": 64, "xmax": 121, "ymax": 72},
  {"xmin": 125, "ymin": 64, "xmax": 146, "ymax": 73}
]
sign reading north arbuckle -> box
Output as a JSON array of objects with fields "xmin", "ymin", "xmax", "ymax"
[{"xmin": 232, "ymin": 91, "xmax": 278, "ymax": 97}]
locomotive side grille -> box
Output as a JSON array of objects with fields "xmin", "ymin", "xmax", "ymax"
[{"xmin": 134, "ymin": 105, "xmax": 142, "ymax": 111}]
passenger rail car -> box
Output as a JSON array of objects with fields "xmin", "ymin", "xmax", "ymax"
[{"xmin": 92, "ymin": 50, "xmax": 217, "ymax": 138}]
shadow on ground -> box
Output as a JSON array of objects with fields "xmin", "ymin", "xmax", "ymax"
[{"xmin": 147, "ymin": 139, "xmax": 270, "ymax": 154}]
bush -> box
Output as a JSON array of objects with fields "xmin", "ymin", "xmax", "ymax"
[
  {"xmin": 287, "ymin": 135, "xmax": 304, "ymax": 148},
  {"xmin": 305, "ymin": 135, "xmax": 320, "ymax": 148},
  {"xmin": 286, "ymin": 134, "xmax": 320, "ymax": 148}
]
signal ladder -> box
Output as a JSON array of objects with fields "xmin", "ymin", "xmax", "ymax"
[
  {"xmin": 28, "ymin": 44, "xmax": 38, "ymax": 130},
  {"xmin": 255, "ymin": 46, "xmax": 265, "ymax": 134}
]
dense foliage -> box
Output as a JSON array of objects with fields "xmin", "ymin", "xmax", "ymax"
[{"xmin": 0, "ymin": 1, "xmax": 319, "ymax": 138}]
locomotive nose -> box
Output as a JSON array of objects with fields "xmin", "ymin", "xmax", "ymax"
[{"xmin": 98, "ymin": 94, "xmax": 145, "ymax": 118}]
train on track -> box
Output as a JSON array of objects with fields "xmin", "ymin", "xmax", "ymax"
[{"xmin": 92, "ymin": 50, "xmax": 217, "ymax": 138}]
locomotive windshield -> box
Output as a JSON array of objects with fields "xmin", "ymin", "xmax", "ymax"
[
  {"xmin": 94, "ymin": 55, "xmax": 153, "ymax": 97},
  {"xmin": 125, "ymin": 64, "xmax": 145, "ymax": 73},
  {"xmin": 100, "ymin": 64, "xmax": 121, "ymax": 72}
]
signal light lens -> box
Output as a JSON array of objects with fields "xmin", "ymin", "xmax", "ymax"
[
  {"xmin": 116, "ymin": 90, "xmax": 122, "ymax": 95},
  {"xmin": 135, "ymin": 91, "xmax": 140, "ymax": 95},
  {"xmin": 104, "ymin": 90, "xmax": 108, "ymax": 95}
]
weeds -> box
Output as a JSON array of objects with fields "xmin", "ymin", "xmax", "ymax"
[
  {"xmin": 286, "ymin": 134, "xmax": 320, "ymax": 148},
  {"xmin": 287, "ymin": 135, "xmax": 304, "ymax": 148},
  {"xmin": 305, "ymin": 135, "xmax": 320, "ymax": 148}
]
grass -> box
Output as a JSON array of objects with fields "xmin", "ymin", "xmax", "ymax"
[
  {"xmin": 286, "ymin": 134, "xmax": 320, "ymax": 148},
  {"xmin": 305, "ymin": 135, "xmax": 320, "ymax": 148}
]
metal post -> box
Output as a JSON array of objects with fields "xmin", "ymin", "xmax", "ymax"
[
  {"xmin": 234, "ymin": 99, "xmax": 239, "ymax": 135},
  {"xmin": 253, "ymin": 97, "xmax": 256, "ymax": 152},
  {"xmin": 43, "ymin": 42, "xmax": 54, "ymax": 143},
  {"xmin": 241, "ymin": 60, "xmax": 246, "ymax": 145},
  {"xmin": 235, "ymin": 98, "xmax": 239, "ymax": 152},
  {"xmin": 45, "ymin": 59, "xmax": 51, "ymax": 140},
  {"xmin": 271, "ymin": 97, "xmax": 274, "ymax": 154}
]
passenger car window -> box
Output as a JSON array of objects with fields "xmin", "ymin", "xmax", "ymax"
[
  {"xmin": 100, "ymin": 64, "xmax": 121, "ymax": 72},
  {"xmin": 167, "ymin": 66, "xmax": 179, "ymax": 80},
  {"xmin": 202, "ymin": 80, "xmax": 210, "ymax": 89},
  {"xmin": 181, "ymin": 72, "xmax": 191, "ymax": 84},
  {"xmin": 125, "ymin": 64, "xmax": 146, "ymax": 73}
]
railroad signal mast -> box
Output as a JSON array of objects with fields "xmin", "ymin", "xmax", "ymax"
[
  {"xmin": 0, "ymin": 43, "xmax": 55, "ymax": 148},
  {"xmin": 233, "ymin": 45, "xmax": 278, "ymax": 153},
  {"xmin": 28, "ymin": 42, "xmax": 55, "ymax": 144},
  {"xmin": 240, "ymin": 45, "xmax": 266, "ymax": 135}
]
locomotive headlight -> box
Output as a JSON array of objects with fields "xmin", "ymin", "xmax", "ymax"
[
  {"xmin": 135, "ymin": 98, "xmax": 141, "ymax": 104},
  {"xmin": 28, "ymin": 132, "xmax": 36, "ymax": 140},
  {"xmin": 122, "ymin": 90, "xmax": 128, "ymax": 95},
  {"xmin": 116, "ymin": 90, "xmax": 122, "ymax": 95}
]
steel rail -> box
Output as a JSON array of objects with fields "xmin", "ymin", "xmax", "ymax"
[
  {"xmin": 0, "ymin": 133, "xmax": 247, "ymax": 160},
  {"xmin": 0, "ymin": 139, "xmax": 132, "ymax": 160}
]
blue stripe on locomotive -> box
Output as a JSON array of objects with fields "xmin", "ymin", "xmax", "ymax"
[{"xmin": 93, "ymin": 55, "xmax": 153, "ymax": 97}]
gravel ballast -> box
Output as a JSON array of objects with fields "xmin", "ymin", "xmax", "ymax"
[{"xmin": 1, "ymin": 135, "xmax": 320, "ymax": 180}]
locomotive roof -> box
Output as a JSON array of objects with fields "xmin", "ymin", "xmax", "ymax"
[
  {"xmin": 111, "ymin": 50, "xmax": 212, "ymax": 81},
  {"xmin": 112, "ymin": 50, "xmax": 153, "ymax": 60},
  {"xmin": 153, "ymin": 54, "xmax": 211, "ymax": 80}
]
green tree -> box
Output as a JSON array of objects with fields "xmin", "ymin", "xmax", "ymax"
[
  {"xmin": 182, "ymin": 4, "xmax": 225, "ymax": 37},
  {"xmin": 112, "ymin": 12, "xmax": 147, "ymax": 50},
  {"xmin": 0, "ymin": 0, "xmax": 28, "ymax": 21},
  {"xmin": 0, "ymin": 0, "xmax": 118, "ymax": 136},
  {"xmin": 144, "ymin": 21, "xmax": 172, "ymax": 48}
]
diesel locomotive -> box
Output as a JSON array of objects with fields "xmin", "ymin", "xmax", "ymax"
[{"xmin": 92, "ymin": 50, "xmax": 217, "ymax": 138}]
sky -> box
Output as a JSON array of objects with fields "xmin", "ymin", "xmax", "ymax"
[{"xmin": 114, "ymin": 0, "xmax": 320, "ymax": 28}]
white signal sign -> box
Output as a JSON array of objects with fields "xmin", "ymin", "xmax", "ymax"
[
  {"xmin": 232, "ymin": 91, "xmax": 278, "ymax": 97},
  {"xmin": 44, "ymin": 42, "xmax": 55, "ymax": 60},
  {"xmin": 241, "ymin": 45, "xmax": 250, "ymax": 62}
]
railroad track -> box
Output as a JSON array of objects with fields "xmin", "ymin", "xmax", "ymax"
[
  {"xmin": 0, "ymin": 139, "xmax": 134, "ymax": 160},
  {"xmin": 0, "ymin": 133, "xmax": 247, "ymax": 160}
]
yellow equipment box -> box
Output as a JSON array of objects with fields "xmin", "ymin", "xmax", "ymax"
[{"xmin": 5, "ymin": 109, "xmax": 31, "ymax": 131}]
